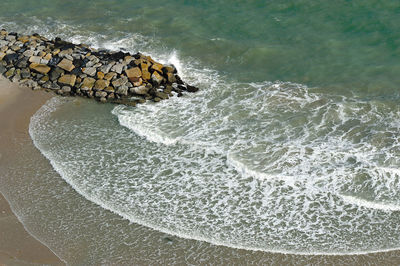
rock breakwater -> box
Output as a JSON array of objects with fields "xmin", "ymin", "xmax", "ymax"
[{"xmin": 0, "ymin": 30, "xmax": 199, "ymax": 106}]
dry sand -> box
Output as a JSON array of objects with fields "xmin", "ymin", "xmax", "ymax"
[{"xmin": 0, "ymin": 78, "xmax": 64, "ymax": 265}]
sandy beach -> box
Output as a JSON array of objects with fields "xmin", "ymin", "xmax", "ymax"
[{"xmin": 0, "ymin": 78, "xmax": 64, "ymax": 265}]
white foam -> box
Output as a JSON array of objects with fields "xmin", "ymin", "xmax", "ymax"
[
  {"xmin": 14, "ymin": 18, "xmax": 400, "ymax": 255},
  {"xmin": 340, "ymin": 194, "xmax": 400, "ymax": 212}
]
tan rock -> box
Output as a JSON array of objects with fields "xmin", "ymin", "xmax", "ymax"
[
  {"xmin": 132, "ymin": 77, "xmax": 143, "ymax": 87},
  {"xmin": 151, "ymin": 62, "xmax": 164, "ymax": 73},
  {"xmin": 104, "ymin": 72, "xmax": 117, "ymax": 81},
  {"xmin": 151, "ymin": 71, "xmax": 164, "ymax": 85},
  {"xmin": 81, "ymin": 77, "xmax": 96, "ymax": 90},
  {"xmin": 104, "ymin": 86, "xmax": 115, "ymax": 92},
  {"xmin": 29, "ymin": 63, "xmax": 51, "ymax": 74},
  {"xmin": 94, "ymin": 79, "xmax": 109, "ymax": 90},
  {"xmin": 29, "ymin": 56, "xmax": 42, "ymax": 64},
  {"xmin": 166, "ymin": 72, "xmax": 176, "ymax": 83},
  {"xmin": 97, "ymin": 71, "xmax": 105, "ymax": 80},
  {"xmin": 17, "ymin": 35, "xmax": 30, "ymax": 43},
  {"xmin": 40, "ymin": 75, "xmax": 49, "ymax": 83},
  {"xmin": 58, "ymin": 74, "xmax": 76, "ymax": 87},
  {"xmin": 0, "ymin": 52, "xmax": 6, "ymax": 60},
  {"xmin": 44, "ymin": 53, "xmax": 52, "ymax": 61},
  {"xmin": 57, "ymin": 58, "xmax": 75, "ymax": 72},
  {"xmin": 52, "ymin": 49, "xmax": 61, "ymax": 56},
  {"xmin": 125, "ymin": 67, "xmax": 142, "ymax": 79},
  {"xmin": 140, "ymin": 62, "xmax": 151, "ymax": 80},
  {"xmin": 142, "ymin": 55, "xmax": 155, "ymax": 64}
]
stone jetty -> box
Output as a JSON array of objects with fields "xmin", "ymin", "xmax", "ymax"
[{"xmin": 0, "ymin": 30, "xmax": 199, "ymax": 106}]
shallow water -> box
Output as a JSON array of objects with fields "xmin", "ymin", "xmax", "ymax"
[{"xmin": 1, "ymin": 0, "xmax": 400, "ymax": 264}]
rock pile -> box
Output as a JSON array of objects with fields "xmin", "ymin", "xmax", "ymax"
[{"xmin": 0, "ymin": 30, "xmax": 199, "ymax": 106}]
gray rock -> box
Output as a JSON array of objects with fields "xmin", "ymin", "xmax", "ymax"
[
  {"xmin": 20, "ymin": 68, "xmax": 30, "ymax": 79},
  {"xmin": 112, "ymin": 76, "xmax": 128, "ymax": 87},
  {"xmin": 58, "ymin": 49, "xmax": 73, "ymax": 57},
  {"xmin": 99, "ymin": 63, "xmax": 114, "ymax": 74},
  {"xmin": 62, "ymin": 86, "xmax": 71, "ymax": 93},
  {"xmin": 95, "ymin": 91, "xmax": 107, "ymax": 98},
  {"xmin": 21, "ymin": 79, "xmax": 38, "ymax": 89},
  {"xmin": 42, "ymin": 81, "xmax": 60, "ymax": 90},
  {"xmin": 111, "ymin": 63, "xmax": 123, "ymax": 74},
  {"xmin": 22, "ymin": 49, "xmax": 34, "ymax": 57},
  {"xmin": 50, "ymin": 68, "xmax": 64, "ymax": 81},
  {"xmin": 64, "ymin": 54, "xmax": 73, "ymax": 61},
  {"xmin": 0, "ymin": 65, "xmax": 6, "ymax": 74},
  {"xmin": 129, "ymin": 85, "xmax": 149, "ymax": 95},
  {"xmin": 5, "ymin": 35, "xmax": 16, "ymax": 41},
  {"xmin": 82, "ymin": 67, "xmax": 96, "ymax": 76},
  {"xmin": 29, "ymin": 56, "xmax": 42, "ymax": 64},
  {"xmin": 116, "ymin": 85, "xmax": 129, "ymax": 96}
]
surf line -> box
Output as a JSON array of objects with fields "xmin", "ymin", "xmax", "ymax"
[{"xmin": 0, "ymin": 29, "xmax": 199, "ymax": 106}]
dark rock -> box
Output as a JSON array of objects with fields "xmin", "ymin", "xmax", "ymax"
[
  {"xmin": 175, "ymin": 75, "xmax": 184, "ymax": 85},
  {"xmin": 71, "ymin": 67, "xmax": 83, "ymax": 75},
  {"xmin": 3, "ymin": 53, "xmax": 19, "ymax": 63},
  {"xmin": 0, "ymin": 65, "xmax": 6, "ymax": 74},
  {"xmin": 186, "ymin": 84, "xmax": 199, "ymax": 93},
  {"xmin": 47, "ymin": 56, "xmax": 62, "ymax": 67}
]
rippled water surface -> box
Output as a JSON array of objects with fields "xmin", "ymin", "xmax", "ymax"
[{"xmin": 1, "ymin": 0, "xmax": 400, "ymax": 264}]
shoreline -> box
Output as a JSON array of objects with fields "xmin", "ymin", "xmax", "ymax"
[
  {"xmin": 1, "ymin": 80, "xmax": 400, "ymax": 264},
  {"xmin": 0, "ymin": 77, "xmax": 64, "ymax": 265}
]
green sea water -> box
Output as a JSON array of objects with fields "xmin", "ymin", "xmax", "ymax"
[{"xmin": 1, "ymin": 0, "xmax": 400, "ymax": 264}]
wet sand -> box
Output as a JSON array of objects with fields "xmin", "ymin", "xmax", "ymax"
[{"xmin": 0, "ymin": 78, "xmax": 64, "ymax": 265}]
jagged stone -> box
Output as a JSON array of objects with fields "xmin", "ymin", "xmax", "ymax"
[{"xmin": 58, "ymin": 74, "xmax": 76, "ymax": 87}]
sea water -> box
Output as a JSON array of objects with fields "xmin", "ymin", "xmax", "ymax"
[{"xmin": 1, "ymin": 0, "xmax": 400, "ymax": 264}]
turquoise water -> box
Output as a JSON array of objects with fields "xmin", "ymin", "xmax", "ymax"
[{"xmin": 1, "ymin": 0, "xmax": 400, "ymax": 264}]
